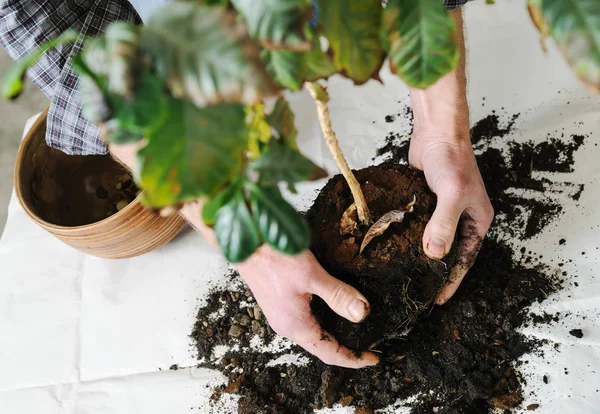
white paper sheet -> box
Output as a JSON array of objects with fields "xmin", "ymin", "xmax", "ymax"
[{"xmin": 1, "ymin": 0, "xmax": 599, "ymax": 412}]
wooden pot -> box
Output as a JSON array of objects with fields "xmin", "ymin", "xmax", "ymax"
[{"xmin": 13, "ymin": 109, "xmax": 186, "ymax": 259}]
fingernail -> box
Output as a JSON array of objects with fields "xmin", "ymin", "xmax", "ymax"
[
  {"xmin": 427, "ymin": 237, "xmax": 446, "ymax": 258},
  {"xmin": 348, "ymin": 299, "xmax": 368, "ymax": 322}
]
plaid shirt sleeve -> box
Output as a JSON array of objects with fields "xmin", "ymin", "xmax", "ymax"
[
  {"xmin": 0, "ymin": 0, "xmax": 468, "ymax": 156},
  {"xmin": 0, "ymin": 0, "xmax": 141, "ymax": 155}
]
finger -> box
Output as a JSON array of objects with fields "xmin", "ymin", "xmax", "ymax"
[
  {"xmin": 292, "ymin": 317, "xmax": 379, "ymax": 369},
  {"xmin": 423, "ymin": 193, "xmax": 465, "ymax": 259},
  {"xmin": 436, "ymin": 199, "xmax": 494, "ymax": 305},
  {"xmin": 311, "ymin": 272, "xmax": 371, "ymax": 323}
]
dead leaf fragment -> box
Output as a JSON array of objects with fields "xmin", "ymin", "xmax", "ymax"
[
  {"xmin": 359, "ymin": 196, "xmax": 416, "ymax": 254},
  {"xmin": 340, "ymin": 203, "xmax": 359, "ymax": 236}
]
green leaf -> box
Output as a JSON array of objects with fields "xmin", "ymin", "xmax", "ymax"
[
  {"xmin": 72, "ymin": 53, "xmax": 113, "ymax": 124},
  {"xmin": 141, "ymin": 2, "xmax": 277, "ymax": 107},
  {"xmin": 104, "ymin": 21, "xmax": 141, "ymax": 99},
  {"xmin": 2, "ymin": 30, "xmax": 79, "ymax": 99},
  {"xmin": 137, "ymin": 99, "xmax": 248, "ymax": 207},
  {"xmin": 304, "ymin": 36, "xmax": 336, "ymax": 80},
  {"xmin": 231, "ymin": 0, "xmax": 312, "ymax": 51},
  {"xmin": 249, "ymin": 184, "xmax": 309, "ymax": 255},
  {"xmin": 262, "ymin": 49, "xmax": 306, "ymax": 91},
  {"xmin": 215, "ymin": 188, "xmax": 262, "ymax": 263},
  {"xmin": 541, "ymin": 0, "xmax": 600, "ymax": 90},
  {"xmin": 384, "ymin": 0, "xmax": 460, "ymax": 89},
  {"xmin": 317, "ymin": 0, "xmax": 385, "ymax": 84},
  {"xmin": 202, "ymin": 178, "xmax": 242, "ymax": 226},
  {"xmin": 110, "ymin": 70, "xmax": 169, "ymax": 143},
  {"xmin": 249, "ymin": 142, "xmax": 327, "ymax": 185},
  {"xmin": 74, "ymin": 46, "xmax": 168, "ymax": 145},
  {"xmin": 261, "ymin": 35, "xmax": 334, "ymax": 90},
  {"xmin": 267, "ymin": 96, "xmax": 298, "ymax": 149}
]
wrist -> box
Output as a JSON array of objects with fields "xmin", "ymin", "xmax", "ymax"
[{"xmin": 409, "ymin": 87, "xmax": 470, "ymax": 144}]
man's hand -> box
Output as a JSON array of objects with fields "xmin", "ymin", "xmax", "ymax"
[
  {"xmin": 238, "ymin": 247, "xmax": 379, "ymax": 368},
  {"xmin": 408, "ymin": 9, "xmax": 493, "ymax": 304},
  {"xmin": 409, "ymin": 134, "xmax": 493, "ymax": 304}
]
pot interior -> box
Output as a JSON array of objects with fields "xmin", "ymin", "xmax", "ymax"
[{"xmin": 18, "ymin": 118, "xmax": 138, "ymax": 227}]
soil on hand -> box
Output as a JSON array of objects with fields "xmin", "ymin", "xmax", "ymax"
[{"xmin": 306, "ymin": 164, "xmax": 453, "ymax": 352}]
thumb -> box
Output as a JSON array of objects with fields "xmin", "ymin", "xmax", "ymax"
[
  {"xmin": 311, "ymin": 272, "xmax": 371, "ymax": 324},
  {"xmin": 423, "ymin": 195, "xmax": 463, "ymax": 259}
]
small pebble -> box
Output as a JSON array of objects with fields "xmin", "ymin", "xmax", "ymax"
[
  {"xmin": 116, "ymin": 200, "xmax": 129, "ymax": 211},
  {"xmin": 253, "ymin": 304, "xmax": 262, "ymax": 320},
  {"xmin": 236, "ymin": 314, "xmax": 252, "ymax": 327},
  {"xmin": 228, "ymin": 324, "xmax": 245, "ymax": 338},
  {"xmin": 251, "ymin": 320, "xmax": 262, "ymax": 334},
  {"xmin": 244, "ymin": 289, "xmax": 253, "ymax": 297}
]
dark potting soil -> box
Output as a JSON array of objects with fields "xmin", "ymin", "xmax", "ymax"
[
  {"xmin": 307, "ymin": 164, "xmax": 454, "ymax": 352},
  {"xmin": 190, "ymin": 110, "xmax": 585, "ymax": 413}
]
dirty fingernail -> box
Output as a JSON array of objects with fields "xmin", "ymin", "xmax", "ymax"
[
  {"xmin": 428, "ymin": 237, "xmax": 446, "ymax": 258},
  {"xmin": 348, "ymin": 299, "xmax": 368, "ymax": 322}
]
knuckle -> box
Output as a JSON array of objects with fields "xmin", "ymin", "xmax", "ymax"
[
  {"xmin": 431, "ymin": 215, "xmax": 457, "ymax": 236},
  {"xmin": 328, "ymin": 284, "xmax": 350, "ymax": 308}
]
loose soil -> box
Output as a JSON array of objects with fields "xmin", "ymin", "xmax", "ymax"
[{"xmin": 191, "ymin": 110, "xmax": 586, "ymax": 413}]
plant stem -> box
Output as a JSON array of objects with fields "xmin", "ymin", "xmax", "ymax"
[{"xmin": 305, "ymin": 82, "xmax": 372, "ymax": 225}]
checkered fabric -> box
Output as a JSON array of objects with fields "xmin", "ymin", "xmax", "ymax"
[
  {"xmin": 0, "ymin": 0, "xmax": 469, "ymax": 155},
  {"xmin": 0, "ymin": 0, "xmax": 141, "ymax": 155}
]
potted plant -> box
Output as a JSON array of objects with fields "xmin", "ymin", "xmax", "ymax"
[{"xmin": 3, "ymin": 0, "xmax": 599, "ymax": 343}]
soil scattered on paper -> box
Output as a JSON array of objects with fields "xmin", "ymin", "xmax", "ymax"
[{"xmin": 190, "ymin": 110, "xmax": 586, "ymax": 413}]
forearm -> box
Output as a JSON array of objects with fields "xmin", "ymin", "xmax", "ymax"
[{"xmin": 409, "ymin": 9, "xmax": 469, "ymax": 142}]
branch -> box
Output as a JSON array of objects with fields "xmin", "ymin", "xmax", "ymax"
[{"xmin": 305, "ymin": 82, "xmax": 372, "ymax": 225}]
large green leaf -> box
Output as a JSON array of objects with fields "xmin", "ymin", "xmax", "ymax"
[
  {"xmin": 2, "ymin": 30, "xmax": 79, "ymax": 99},
  {"xmin": 262, "ymin": 49, "xmax": 306, "ymax": 91},
  {"xmin": 231, "ymin": 0, "xmax": 312, "ymax": 51},
  {"xmin": 202, "ymin": 177, "xmax": 242, "ymax": 226},
  {"xmin": 304, "ymin": 36, "xmax": 336, "ymax": 81},
  {"xmin": 249, "ymin": 184, "xmax": 309, "ymax": 255},
  {"xmin": 137, "ymin": 99, "xmax": 248, "ymax": 207},
  {"xmin": 261, "ymin": 35, "xmax": 334, "ymax": 90},
  {"xmin": 73, "ymin": 45, "xmax": 168, "ymax": 144},
  {"xmin": 104, "ymin": 21, "xmax": 141, "ymax": 99},
  {"xmin": 317, "ymin": 0, "xmax": 385, "ymax": 84},
  {"xmin": 540, "ymin": 0, "xmax": 600, "ymax": 90},
  {"xmin": 249, "ymin": 142, "xmax": 327, "ymax": 185},
  {"xmin": 215, "ymin": 188, "xmax": 262, "ymax": 263},
  {"xmin": 384, "ymin": 0, "xmax": 460, "ymax": 89},
  {"xmin": 141, "ymin": 2, "xmax": 277, "ymax": 107},
  {"xmin": 267, "ymin": 96, "xmax": 298, "ymax": 149}
]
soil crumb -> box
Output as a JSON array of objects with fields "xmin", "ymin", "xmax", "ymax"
[
  {"xmin": 569, "ymin": 329, "xmax": 584, "ymax": 339},
  {"xmin": 190, "ymin": 110, "xmax": 586, "ymax": 413}
]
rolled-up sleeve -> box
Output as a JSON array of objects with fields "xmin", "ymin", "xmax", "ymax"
[{"xmin": 0, "ymin": 0, "xmax": 141, "ymax": 155}]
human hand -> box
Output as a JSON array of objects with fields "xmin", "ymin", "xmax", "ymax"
[
  {"xmin": 237, "ymin": 246, "xmax": 380, "ymax": 369},
  {"xmin": 409, "ymin": 132, "xmax": 494, "ymax": 305}
]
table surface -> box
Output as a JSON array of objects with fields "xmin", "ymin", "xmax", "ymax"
[{"xmin": 1, "ymin": 1, "xmax": 600, "ymax": 413}]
